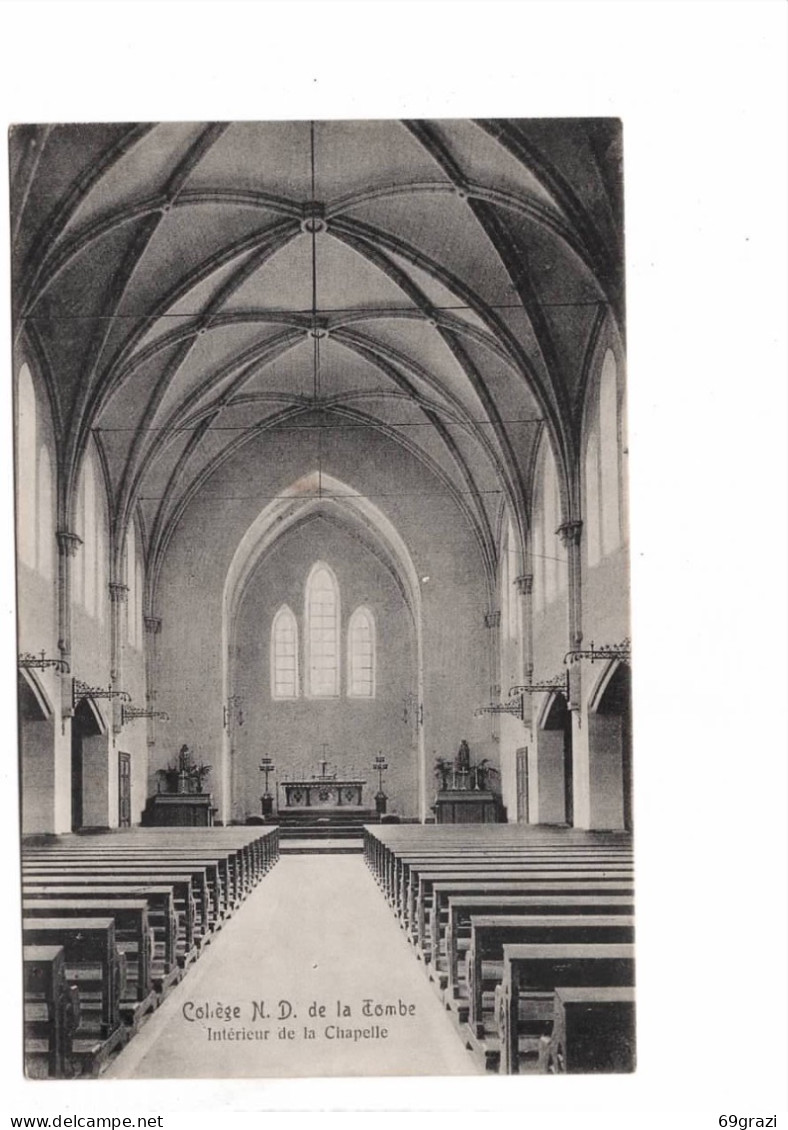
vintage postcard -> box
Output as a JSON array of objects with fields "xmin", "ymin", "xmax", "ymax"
[{"xmin": 11, "ymin": 118, "xmax": 633, "ymax": 1082}]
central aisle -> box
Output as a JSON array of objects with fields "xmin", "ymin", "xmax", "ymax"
[{"xmin": 106, "ymin": 855, "xmax": 481, "ymax": 1079}]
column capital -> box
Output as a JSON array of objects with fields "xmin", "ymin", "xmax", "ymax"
[
  {"xmin": 484, "ymin": 610, "xmax": 501, "ymax": 629},
  {"xmin": 557, "ymin": 519, "xmax": 583, "ymax": 547},
  {"xmin": 56, "ymin": 530, "xmax": 82, "ymax": 557},
  {"xmin": 144, "ymin": 615, "xmax": 162, "ymax": 635},
  {"xmin": 514, "ymin": 573, "xmax": 533, "ymax": 596},
  {"xmin": 109, "ymin": 581, "xmax": 129, "ymax": 603}
]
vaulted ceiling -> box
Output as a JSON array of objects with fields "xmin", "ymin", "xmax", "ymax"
[{"xmin": 10, "ymin": 119, "xmax": 624, "ymax": 584}]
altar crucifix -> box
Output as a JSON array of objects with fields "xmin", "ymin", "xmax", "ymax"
[{"xmin": 318, "ymin": 743, "xmax": 332, "ymax": 779}]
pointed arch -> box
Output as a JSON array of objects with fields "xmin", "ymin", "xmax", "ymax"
[
  {"xmin": 305, "ymin": 562, "xmax": 340, "ymax": 698},
  {"xmin": 348, "ymin": 606, "xmax": 376, "ymax": 698},
  {"xmin": 271, "ymin": 604, "xmax": 299, "ymax": 700},
  {"xmin": 221, "ymin": 471, "xmax": 427, "ymax": 823}
]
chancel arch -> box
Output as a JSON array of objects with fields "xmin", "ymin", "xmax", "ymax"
[{"xmin": 220, "ymin": 472, "xmax": 426, "ymax": 826}]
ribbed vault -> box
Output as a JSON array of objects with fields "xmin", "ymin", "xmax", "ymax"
[{"xmin": 10, "ymin": 119, "xmax": 624, "ymax": 599}]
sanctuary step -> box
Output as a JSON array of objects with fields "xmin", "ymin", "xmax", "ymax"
[
  {"xmin": 271, "ymin": 808, "xmax": 379, "ymax": 840},
  {"xmin": 279, "ymin": 838, "xmax": 364, "ymax": 855}
]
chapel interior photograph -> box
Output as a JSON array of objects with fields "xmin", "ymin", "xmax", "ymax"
[{"xmin": 12, "ymin": 118, "xmax": 633, "ymax": 1080}]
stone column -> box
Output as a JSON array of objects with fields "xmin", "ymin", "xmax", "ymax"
[
  {"xmin": 514, "ymin": 573, "xmax": 533, "ymax": 727},
  {"xmin": 109, "ymin": 581, "xmax": 128, "ymax": 736},
  {"xmin": 484, "ymin": 609, "xmax": 501, "ymax": 741},
  {"xmin": 557, "ymin": 518, "xmax": 584, "ymax": 714},
  {"xmin": 557, "ymin": 518, "xmax": 587, "ymax": 826},
  {"xmin": 144, "ymin": 615, "xmax": 162, "ymax": 749},
  {"xmin": 557, "ymin": 519, "xmax": 583, "ymax": 650},
  {"xmin": 55, "ymin": 530, "xmax": 82, "ymax": 721}
]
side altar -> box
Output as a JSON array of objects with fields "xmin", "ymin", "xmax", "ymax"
[{"xmin": 279, "ymin": 759, "xmax": 367, "ymax": 809}]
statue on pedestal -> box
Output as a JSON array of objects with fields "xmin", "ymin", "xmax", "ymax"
[{"xmin": 455, "ymin": 739, "xmax": 471, "ymax": 771}]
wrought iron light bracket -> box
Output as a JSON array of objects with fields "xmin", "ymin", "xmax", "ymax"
[
  {"xmin": 120, "ymin": 704, "xmax": 170, "ymax": 725},
  {"xmin": 474, "ymin": 695, "xmax": 524, "ymax": 722},
  {"xmin": 18, "ymin": 651, "xmax": 70, "ymax": 675},
  {"xmin": 563, "ymin": 638, "xmax": 631, "ymax": 665},
  {"xmin": 72, "ymin": 679, "xmax": 131, "ymax": 710},
  {"xmin": 509, "ymin": 672, "xmax": 570, "ymax": 698}
]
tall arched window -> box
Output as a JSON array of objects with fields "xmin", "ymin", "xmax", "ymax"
[
  {"xmin": 585, "ymin": 437, "xmax": 601, "ymax": 567},
  {"xmin": 16, "ymin": 364, "xmax": 37, "ymax": 568},
  {"xmin": 126, "ymin": 521, "xmax": 136, "ymax": 647},
  {"xmin": 83, "ymin": 454, "xmax": 96, "ymax": 616},
  {"xmin": 532, "ymin": 508, "xmax": 544, "ymax": 614},
  {"xmin": 271, "ymin": 605, "xmax": 299, "ymax": 699},
  {"xmin": 348, "ymin": 606, "xmax": 375, "ymax": 698},
  {"xmin": 500, "ymin": 518, "xmax": 520, "ymax": 641},
  {"xmin": 599, "ymin": 351, "xmax": 621, "ymax": 555},
  {"xmin": 73, "ymin": 472, "xmax": 85, "ymax": 607},
  {"xmin": 135, "ymin": 557, "xmax": 144, "ymax": 648},
  {"xmin": 306, "ymin": 563, "xmax": 340, "ymax": 697},
  {"xmin": 37, "ymin": 445, "xmax": 53, "ymax": 581},
  {"xmin": 533, "ymin": 437, "xmax": 566, "ymax": 610},
  {"xmin": 584, "ymin": 349, "xmax": 623, "ymax": 566},
  {"xmin": 96, "ymin": 505, "xmax": 106, "ymax": 623}
]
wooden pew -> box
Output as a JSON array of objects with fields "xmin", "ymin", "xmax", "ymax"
[
  {"xmin": 393, "ymin": 854, "xmax": 633, "ymax": 926},
  {"xmin": 430, "ymin": 882, "xmax": 635, "ymax": 967},
  {"xmin": 23, "ymin": 884, "xmax": 179, "ymax": 980},
  {"xmin": 23, "ymin": 945, "xmax": 79, "ymax": 1079},
  {"xmin": 386, "ymin": 850, "xmax": 633, "ymax": 912},
  {"xmin": 25, "ymin": 848, "xmax": 232, "ymax": 922},
  {"xmin": 23, "ymin": 899, "xmax": 154, "ymax": 1021},
  {"xmin": 363, "ymin": 826, "xmax": 632, "ymax": 881},
  {"xmin": 440, "ymin": 893, "xmax": 635, "ymax": 994},
  {"xmin": 496, "ymin": 943, "xmax": 635, "ymax": 1074},
  {"xmin": 412, "ymin": 869, "xmax": 634, "ymax": 951},
  {"xmin": 22, "ymin": 918, "xmax": 121, "ymax": 1037},
  {"xmin": 23, "ymin": 827, "xmax": 282, "ymax": 920},
  {"xmin": 22, "ymin": 861, "xmax": 213, "ymax": 940},
  {"xmin": 18, "ymin": 828, "xmax": 282, "ymax": 1073},
  {"xmin": 21, "ymin": 867, "xmax": 200, "ymax": 959},
  {"xmin": 466, "ymin": 914, "xmax": 635, "ymax": 1035},
  {"xmin": 380, "ymin": 846, "xmax": 633, "ymax": 905},
  {"xmin": 133, "ymin": 827, "xmax": 280, "ymax": 887},
  {"xmin": 537, "ymin": 987, "xmax": 636, "ymax": 1073}
]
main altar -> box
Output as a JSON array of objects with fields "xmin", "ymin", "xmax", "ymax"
[{"xmin": 279, "ymin": 757, "xmax": 367, "ymax": 809}]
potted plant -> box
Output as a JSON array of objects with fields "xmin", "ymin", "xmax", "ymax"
[
  {"xmin": 433, "ymin": 757, "xmax": 452, "ymax": 791},
  {"xmin": 191, "ymin": 761, "xmax": 212, "ymax": 794}
]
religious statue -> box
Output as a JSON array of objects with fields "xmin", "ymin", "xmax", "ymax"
[
  {"xmin": 455, "ymin": 739, "xmax": 471, "ymax": 772},
  {"xmin": 156, "ymin": 745, "xmax": 212, "ymax": 795}
]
